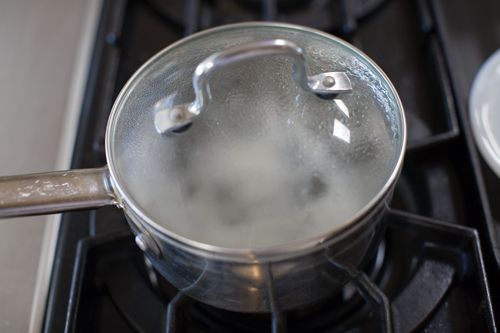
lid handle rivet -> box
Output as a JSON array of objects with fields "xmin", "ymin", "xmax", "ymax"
[
  {"xmin": 169, "ymin": 108, "xmax": 185, "ymax": 121},
  {"xmin": 322, "ymin": 76, "xmax": 336, "ymax": 87}
]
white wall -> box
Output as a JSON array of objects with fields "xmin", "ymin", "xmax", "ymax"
[{"xmin": 0, "ymin": 1, "xmax": 100, "ymax": 331}]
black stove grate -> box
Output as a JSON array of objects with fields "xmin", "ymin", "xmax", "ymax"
[
  {"xmin": 63, "ymin": 211, "xmax": 494, "ymax": 333},
  {"xmin": 42, "ymin": 0, "xmax": 500, "ymax": 332}
]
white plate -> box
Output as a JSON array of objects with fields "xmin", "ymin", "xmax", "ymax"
[{"xmin": 469, "ymin": 48, "xmax": 500, "ymax": 178}]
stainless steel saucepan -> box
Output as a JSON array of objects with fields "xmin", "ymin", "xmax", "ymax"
[{"xmin": 0, "ymin": 23, "xmax": 406, "ymax": 312}]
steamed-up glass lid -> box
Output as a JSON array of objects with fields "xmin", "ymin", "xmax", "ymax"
[{"xmin": 107, "ymin": 23, "xmax": 405, "ymax": 250}]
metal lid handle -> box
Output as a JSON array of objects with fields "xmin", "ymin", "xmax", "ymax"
[{"xmin": 154, "ymin": 39, "xmax": 352, "ymax": 134}]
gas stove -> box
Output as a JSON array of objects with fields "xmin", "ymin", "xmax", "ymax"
[{"xmin": 42, "ymin": 0, "xmax": 500, "ymax": 332}]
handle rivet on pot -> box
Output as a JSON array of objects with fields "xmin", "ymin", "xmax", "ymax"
[
  {"xmin": 322, "ymin": 76, "xmax": 336, "ymax": 87},
  {"xmin": 135, "ymin": 233, "xmax": 162, "ymax": 258},
  {"xmin": 169, "ymin": 107, "xmax": 185, "ymax": 121}
]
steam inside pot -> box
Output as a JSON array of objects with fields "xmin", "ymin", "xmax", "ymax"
[{"xmin": 109, "ymin": 25, "xmax": 403, "ymax": 249}]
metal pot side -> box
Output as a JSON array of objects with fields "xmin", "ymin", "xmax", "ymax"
[{"xmin": 124, "ymin": 186, "xmax": 392, "ymax": 312}]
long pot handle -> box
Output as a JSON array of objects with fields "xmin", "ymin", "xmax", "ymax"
[
  {"xmin": 0, "ymin": 167, "xmax": 116, "ymax": 218},
  {"xmin": 154, "ymin": 38, "xmax": 352, "ymax": 134}
]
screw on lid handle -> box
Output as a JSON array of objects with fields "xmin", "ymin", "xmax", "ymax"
[{"xmin": 154, "ymin": 39, "xmax": 352, "ymax": 134}]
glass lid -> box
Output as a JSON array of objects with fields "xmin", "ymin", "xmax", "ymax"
[{"xmin": 106, "ymin": 23, "xmax": 405, "ymax": 250}]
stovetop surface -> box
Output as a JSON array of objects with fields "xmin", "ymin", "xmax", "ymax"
[{"xmin": 43, "ymin": 0, "xmax": 500, "ymax": 332}]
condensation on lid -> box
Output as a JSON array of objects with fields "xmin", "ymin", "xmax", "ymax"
[{"xmin": 106, "ymin": 23, "xmax": 405, "ymax": 249}]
